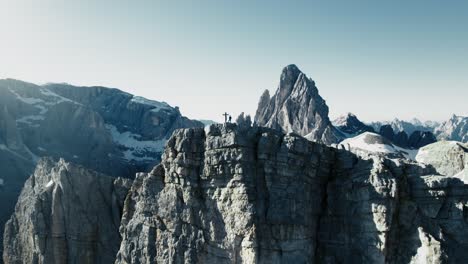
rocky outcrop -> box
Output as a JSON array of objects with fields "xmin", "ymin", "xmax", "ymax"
[
  {"xmin": 115, "ymin": 124, "xmax": 468, "ymax": 263},
  {"xmin": 254, "ymin": 65, "xmax": 343, "ymax": 145},
  {"xmin": 116, "ymin": 124, "xmax": 335, "ymax": 263},
  {"xmin": 416, "ymin": 141, "xmax": 468, "ymax": 182},
  {"xmin": 3, "ymin": 158, "xmax": 132, "ymax": 264},
  {"xmin": 0, "ymin": 79, "xmax": 203, "ymax": 256}
]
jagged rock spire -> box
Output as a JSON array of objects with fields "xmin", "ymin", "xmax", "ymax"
[{"xmin": 254, "ymin": 64, "xmax": 342, "ymax": 144}]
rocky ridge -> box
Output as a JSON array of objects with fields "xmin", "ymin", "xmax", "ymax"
[
  {"xmin": 254, "ymin": 65, "xmax": 343, "ymax": 145},
  {"xmin": 113, "ymin": 124, "xmax": 468, "ymax": 263},
  {"xmin": 416, "ymin": 141, "xmax": 468, "ymax": 183}
]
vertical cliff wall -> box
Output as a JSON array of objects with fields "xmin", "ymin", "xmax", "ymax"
[
  {"xmin": 115, "ymin": 124, "xmax": 468, "ymax": 263},
  {"xmin": 3, "ymin": 159, "xmax": 132, "ymax": 264},
  {"xmin": 5, "ymin": 124, "xmax": 468, "ymax": 263}
]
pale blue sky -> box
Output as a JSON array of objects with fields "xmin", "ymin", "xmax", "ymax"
[{"xmin": 0, "ymin": 0, "xmax": 466, "ymax": 122}]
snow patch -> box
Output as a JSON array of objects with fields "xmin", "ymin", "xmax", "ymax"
[
  {"xmin": 106, "ymin": 124, "xmax": 166, "ymax": 162},
  {"xmin": 338, "ymin": 132, "xmax": 417, "ymax": 160},
  {"xmin": 45, "ymin": 180, "xmax": 54, "ymax": 188},
  {"xmin": 7, "ymin": 87, "xmax": 44, "ymax": 105},
  {"xmin": 130, "ymin": 96, "xmax": 171, "ymax": 112}
]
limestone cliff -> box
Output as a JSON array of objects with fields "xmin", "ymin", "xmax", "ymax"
[
  {"xmin": 3, "ymin": 158, "xmax": 132, "ymax": 264},
  {"xmin": 115, "ymin": 124, "xmax": 468, "ymax": 263}
]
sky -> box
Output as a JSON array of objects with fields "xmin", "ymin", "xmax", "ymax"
[{"xmin": 0, "ymin": 0, "xmax": 466, "ymax": 123}]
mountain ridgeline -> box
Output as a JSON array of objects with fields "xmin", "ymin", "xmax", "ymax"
[
  {"xmin": 5, "ymin": 124, "xmax": 468, "ymax": 263},
  {"xmin": 1, "ymin": 65, "xmax": 468, "ymax": 263}
]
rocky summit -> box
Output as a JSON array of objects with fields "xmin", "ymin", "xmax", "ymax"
[
  {"xmin": 254, "ymin": 65, "xmax": 343, "ymax": 145},
  {"xmin": 416, "ymin": 140, "xmax": 468, "ymax": 183}
]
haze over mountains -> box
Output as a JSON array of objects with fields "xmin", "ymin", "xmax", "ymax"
[{"xmin": 1, "ymin": 64, "xmax": 467, "ymax": 263}]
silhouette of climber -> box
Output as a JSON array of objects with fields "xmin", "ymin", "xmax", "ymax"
[{"xmin": 228, "ymin": 115, "xmax": 232, "ymax": 123}]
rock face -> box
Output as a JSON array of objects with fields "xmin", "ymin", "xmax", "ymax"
[
  {"xmin": 333, "ymin": 112, "xmax": 375, "ymax": 136},
  {"xmin": 408, "ymin": 131, "xmax": 437, "ymax": 149},
  {"xmin": 378, "ymin": 125, "xmax": 436, "ymax": 149},
  {"xmin": 115, "ymin": 124, "xmax": 468, "ymax": 263},
  {"xmin": 116, "ymin": 124, "xmax": 334, "ymax": 263},
  {"xmin": 254, "ymin": 65, "xmax": 342, "ymax": 145},
  {"xmin": 3, "ymin": 158, "xmax": 132, "ymax": 264},
  {"xmin": 0, "ymin": 79, "xmax": 203, "ymax": 255},
  {"xmin": 416, "ymin": 141, "xmax": 468, "ymax": 182},
  {"xmin": 434, "ymin": 115, "xmax": 468, "ymax": 143}
]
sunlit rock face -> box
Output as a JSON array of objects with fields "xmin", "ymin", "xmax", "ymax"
[
  {"xmin": 3, "ymin": 158, "xmax": 132, "ymax": 264},
  {"xmin": 254, "ymin": 65, "xmax": 343, "ymax": 145},
  {"xmin": 416, "ymin": 140, "xmax": 468, "ymax": 183},
  {"xmin": 114, "ymin": 124, "xmax": 468, "ymax": 264}
]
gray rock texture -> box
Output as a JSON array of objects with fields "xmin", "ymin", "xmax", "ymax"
[
  {"xmin": 416, "ymin": 141, "xmax": 468, "ymax": 182},
  {"xmin": 254, "ymin": 65, "xmax": 343, "ymax": 145},
  {"xmin": 0, "ymin": 79, "xmax": 202, "ymax": 255},
  {"xmin": 3, "ymin": 158, "xmax": 132, "ymax": 264},
  {"xmin": 434, "ymin": 115, "xmax": 468, "ymax": 143},
  {"xmin": 115, "ymin": 124, "xmax": 468, "ymax": 263}
]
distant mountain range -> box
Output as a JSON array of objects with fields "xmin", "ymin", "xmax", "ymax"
[
  {"xmin": 368, "ymin": 115, "xmax": 467, "ymax": 142},
  {"xmin": 253, "ymin": 65, "xmax": 467, "ymax": 149}
]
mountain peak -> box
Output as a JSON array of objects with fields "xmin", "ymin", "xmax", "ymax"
[
  {"xmin": 255, "ymin": 65, "xmax": 342, "ymax": 144},
  {"xmin": 333, "ymin": 113, "xmax": 374, "ymax": 136},
  {"xmin": 282, "ymin": 64, "xmax": 301, "ymax": 74}
]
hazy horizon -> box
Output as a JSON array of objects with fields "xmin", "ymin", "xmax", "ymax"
[{"xmin": 1, "ymin": 1, "xmax": 467, "ymax": 123}]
